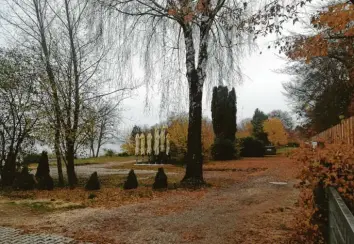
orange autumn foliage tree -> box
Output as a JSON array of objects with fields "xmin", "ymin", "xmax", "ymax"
[
  {"xmin": 120, "ymin": 130, "xmax": 135, "ymax": 155},
  {"xmin": 236, "ymin": 121, "xmax": 253, "ymax": 139},
  {"xmin": 263, "ymin": 118, "xmax": 288, "ymax": 146},
  {"xmin": 168, "ymin": 116, "xmax": 189, "ymax": 160},
  {"xmin": 285, "ymin": 2, "xmax": 354, "ymax": 114},
  {"xmin": 120, "ymin": 137, "xmax": 135, "ymax": 155},
  {"xmin": 287, "ymin": 3, "xmax": 354, "ymax": 64},
  {"xmin": 168, "ymin": 115, "xmax": 214, "ymax": 161},
  {"xmin": 201, "ymin": 119, "xmax": 214, "ymax": 159},
  {"xmin": 167, "ymin": 0, "xmax": 211, "ymax": 24}
]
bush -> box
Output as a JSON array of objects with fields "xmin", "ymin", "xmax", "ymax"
[
  {"xmin": 118, "ymin": 152, "xmax": 129, "ymax": 157},
  {"xmin": 239, "ymin": 137, "xmax": 265, "ymax": 157},
  {"xmin": 37, "ymin": 174, "xmax": 54, "ymax": 190},
  {"xmin": 104, "ymin": 149, "xmax": 116, "ymax": 157},
  {"xmin": 23, "ymin": 153, "xmax": 41, "ymax": 165},
  {"xmin": 168, "ymin": 141, "xmax": 187, "ymax": 165},
  {"xmin": 88, "ymin": 193, "xmax": 97, "ymax": 199},
  {"xmin": 85, "ymin": 172, "xmax": 101, "ymax": 190},
  {"xmin": 123, "ymin": 169, "xmax": 138, "ymax": 190},
  {"xmin": 153, "ymin": 168, "xmax": 168, "ymax": 190},
  {"xmin": 289, "ymin": 142, "xmax": 347, "ymax": 242},
  {"xmin": 12, "ymin": 167, "xmax": 37, "ymax": 190},
  {"xmin": 35, "ymin": 151, "xmax": 53, "ymax": 190},
  {"xmin": 287, "ymin": 142, "xmax": 300, "ymax": 147},
  {"xmin": 35, "ymin": 151, "xmax": 50, "ymax": 179},
  {"xmin": 211, "ymin": 138, "xmax": 236, "ymax": 160}
]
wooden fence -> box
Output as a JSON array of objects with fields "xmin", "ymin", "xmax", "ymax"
[
  {"xmin": 311, "ymin": 117, "xmax": 354, "ymax": 144},
  {"xmin": 328, "ymin": 187, "xmax": 354, "ymax": 244}
]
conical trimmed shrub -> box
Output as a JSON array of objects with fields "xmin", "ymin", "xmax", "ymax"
[
  {"xmin": 35, "ymin": 151, "xmax": 54, "ymax": 190},
  {"xmin": 12, "ymin": 167, "xmax": 36, "ymax": 190},
  {"xmin": 153, "ymin": 168, "xmax": 168, "ymax": 190},
  {"xmin": 37, "ymin": 174, "xmax": 54, "ymax": 190},
  {"xmin": 123, "ymin": 169, "xmax": 138, "ymax": 190},
  {"xmin": 85, "ymin": 172, "xmax": 100, "ymax": 190},
  {"xmin": 35, "ymin": 151, "xmax": 50, "ymax": 179}
]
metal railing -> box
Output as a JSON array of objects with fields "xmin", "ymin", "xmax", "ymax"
[{"xmin": 328, "ymin": 187, "xmax": 354, "ymax": 244}]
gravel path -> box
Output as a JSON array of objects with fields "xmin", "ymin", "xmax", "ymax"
[
  {"xmin": 2, "ymin": 157, "xmax": 298, "ymax": 244},
  {"xmin": 35, "ymin": 172, "xmax": 297, "ymax": 244}
]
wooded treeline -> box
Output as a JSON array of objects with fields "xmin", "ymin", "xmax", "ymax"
[
  {"xmin": 281, "ymin": 1, "xmax": 354, "ymax": 136},
  {"xmin": 0, "ymin": 0, "xmax": 132, "ymax": 186}
]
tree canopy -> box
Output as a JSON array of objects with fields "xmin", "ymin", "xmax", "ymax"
[
  {"xmin": 283, "ymin": 1, "xmax": 354, "ymax": 122},
  {"xmin": 211, "ymin": 86, "xmax": 237, "ymax": 160},
  {"xmin": 263, "ymin": 118, "xmax": 288, "ymax": 146},
  {"xmin": 251, "ymin": 108, "xmax": 269, "ymax": 144},
  {"xmin": 211, "ymin": 86, "xmax": 237, "ymax": 141},
  {"xmin": 268, "ymin": 110, "xmax": 294, "ymax": 130},
  {"xmin": 280, "ymin": 0, "xmax": 354, "ymax": 134}
]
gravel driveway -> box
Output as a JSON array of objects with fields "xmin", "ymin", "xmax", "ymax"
[{"xmin": 2, "ymin": 157, "xmax": 298, "ymax": 244}]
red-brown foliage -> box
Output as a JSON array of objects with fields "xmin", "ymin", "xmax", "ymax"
[{"xmin": 290, "ymin": 141, "xmax": 354, "ymax": 243}]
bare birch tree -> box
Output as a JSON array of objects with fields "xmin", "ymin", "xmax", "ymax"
[{"xmin": 93, "ymin": 0, "xmax": 303, "ymax": 184}]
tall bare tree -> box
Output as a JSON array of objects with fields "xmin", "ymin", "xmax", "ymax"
[
  {"xmin": 0, "ymin": 49, "xmax": 39, "ymax": 185},
  {"xmin": 79, "ymin": 99, "xmax": 122, "ymax": 158},
  {"xmin": 94, "ymin": 0, "xmax": 304, "ymax": 184},
  {"xmin": 0, "ymin": 0, "xmax": 132, "ymax": 186},
  {"xmin": 92, "ymin": 0, "xmax": 250, "ymax": 185},
  {"xmin": 0, "ymin": 0, "xmax": 67, "ymax": 185}
]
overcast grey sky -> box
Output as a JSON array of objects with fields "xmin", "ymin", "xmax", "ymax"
[
  {"xmin": 0, "ymin": 21, "xmax": 301, "ymax": 139},
  {"xmin": 120, "ymin": 44, "xmax": 293, "ymax": 129},
  {"xmin": 117, "ymin": 1, "xmax": 321, "ymax": 130}
]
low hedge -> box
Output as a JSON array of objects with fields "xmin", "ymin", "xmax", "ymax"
[{"xmin": 239, "ymin": 137, "xmax": 265, "ymax": 157}]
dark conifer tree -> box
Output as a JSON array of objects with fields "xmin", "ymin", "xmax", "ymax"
[
  {"xmin": 251, "ymin": 108, "xmax": 269, "ymax": 144},
  {"xmin": 227, "ymin": 88, "xmax": 237, "ymax": 142},
  {"xmin": 211, "ymin": 86, "xmax": 237, "ymax": 160},
  {"xmin": 36, "ymin": 151, "xmax": 50, "ymax": 179}
]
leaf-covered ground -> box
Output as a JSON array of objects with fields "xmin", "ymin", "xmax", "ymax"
[{"xmin": 0, "ymin": 156, "xmax": 299, "ymax": 243}]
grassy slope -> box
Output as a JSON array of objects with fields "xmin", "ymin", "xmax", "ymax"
[
  {"xmin": 74, "ymin": 156, "xmax": 135, "ymax": 165},
  {"xmin": 29, "ymin": 156, "xmax": 135, "ymax": 169},
  {"xmin": 276, "ymin": 147, "xmax": 297, "ymax": 156}
]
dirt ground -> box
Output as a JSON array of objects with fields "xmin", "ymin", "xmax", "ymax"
[{"xmin": 0, "ymin": 156, "xmax": 299, "ymax": 244}]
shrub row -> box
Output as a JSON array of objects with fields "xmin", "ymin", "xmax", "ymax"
[
  {"xmin": 104, "ymin": 149, "xmax": 130, "ymax": 157},
  {"xmin": 85, "ymin": 168, "xmax": 168, "ymax": 191},
  {"xmin": 11, "ymin": 151, "xmax": 54, "ymax": 191},
  {"xmin": 12, "ymin": 166, "xmax": 54, "ymax": 191},
  {"xmin": 211, "ymin": 136, "xmax": 267, "ymax": 160}
]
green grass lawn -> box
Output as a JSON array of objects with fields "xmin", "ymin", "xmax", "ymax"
[
  {"xmin": 29, "ymin": 155, "xmax": 135, "ymax": 169},
  {"xmin": 276, "ymin": 147, "xmax": 297, "ymax": 155},
  {"xmin": 74, "ymin": 155, "xmax": 135, "ymax": 165}
]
